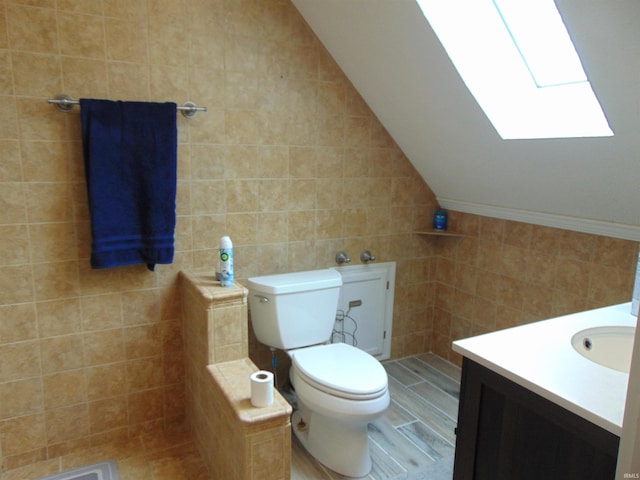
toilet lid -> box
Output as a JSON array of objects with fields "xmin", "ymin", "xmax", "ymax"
[{"xmin": 291, "ymin": 343, "xmax": 388, "ymax": 399}]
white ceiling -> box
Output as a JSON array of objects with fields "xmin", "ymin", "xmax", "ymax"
[{"xmin": 291, "ymin": 0, "xmax": 640, "ymax": 240}]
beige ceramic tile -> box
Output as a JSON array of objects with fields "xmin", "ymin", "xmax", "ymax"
[
  {"xmin": 119, "ymin": 264, "xmax": 157, "ymax": 291},
  {"xmin": 0, "ymin": 412, "xmax": 47, "ymax": 458},
  {"xmin": 58, "ymin": 12, "xmax": 105, "ymax": 58},
  {"xmin": 83, "ymin": 328, "xmax": 124, "ymax": 366},
  {"xmin": 288, "ymin": 146, "xmax": 317, "ymax": 178},
  {"xmin": 226, "ymin": 213, "xmax": 257, "ymax": 245},
  {"xmin": 0, "ymin": 3, "xmax": 7, "ymax": 50},
  {"xmin": 191, "ymin": 22, "xmax": 225, "ymax": 66},
  {"xmin": 148, "ymin": 15, "xmax": 189, "ymax": 66},
  {"xmin": 191, "ymin": 214, "xmax": 226, "ymax": 250},
  {"xmin": 121, "ymin": 290, "xmax": 160, "ymax": 326},
  {"xmin": 189, "ymin": 66, "xmax": 225, "ymax": 108},
  {"xmin": 150, "ymin": 65, "xmax": 190, "ymax": 105},
  {"xmin": 287, "ymin": 240, "xmax": 317, "ymax": 272},
  {"xmin": 125, "ymin": 356, "xmax": 163, "ymax": 392},
  {"xmin": 257, "ymin": 179, "xmax": 287, "ymax": 212},
  {"xmin": 315, "ymin": 209, "xmax": 341, "ymax": 240},
  {"xmin": 32, "ymin": 261, "xmax": 79, "ymax": 301},
  {"xmin": 0, "ymin": 96, "xmax": 18, "ymax": 141},
  {"xmin": 0, "ymin": 181, "xmax": 27, "ymax": 228},
  {"xmin": 57, "ymin": 0, "xmax": 103, "ymax": 14},
  {"xmin": 287, "ymin": 210, "xmax": 314, "ymax": 242},
  {"xmin": 6, "ymin": 4, "xmax": 58, "ymax": 54},
  {"xmin": 29, "ymin": 223, "xmax": 78, "ymax": 263},
  {"xmin": 17, "ymin": 98, "xmax": 66, "ymax": 142},
  {"xmin": 0, "ymin": 377, "xmax": 43, "ymax": 419},
  {"xmin": 0, "ymin": 264, "xmax": 33, "ymax": 305},
  {"xmin": 190, "ymin": 180, "xmax": 226, "ymax": 215},
  {"xmin": 42, "ymin": 370, "xmax": 86, "ymax": 410},
  {"xmin": 85, "ymin": 362, "xmax": 127, "ymax": 401},
  {"xmin": 502, "ymin": 221, "xmax": 532, "ymax": 249},
  {"xmin": 593, "ymin": 235, "xmax": 638, "ymax": 268},
  {"xmin": 88, "ymin": 396, "xmax": 128, "ymax": 434},
  {"xmin": 105, "ymin": 17, "xmax": 147, "ymax": 63},
  {"xmin": 123, "ymin": 324, "xmax": 161, "ymax": 359},
  {"xmin": 256, "ymin": 212, "xmax": 287, "ymax": 244},
  {"xmin": 0, "ymin": 224, "xmax": 29, "ymax": 266},
  {"xmin": 80, "ymin": 294, "xmax": 122, "ymax": 331},
  {"xmin": 190, "ymin": 107, "xmax": 226, "ymax": 143},
  {"xmin": 77, "ymin": 262, "xmax": 122, "ymax": 296},
  {"xmin": 11, "ymin": 52, "xmax": 61, "ymax": 97},
  {"xmin": 0, "ymin": 140, "xmax": 20, "ymax": 181},
  {"xmin": 36, "ymin": 298, "xmax": 81, "ymax": 337},
  {"xmin": 25, "ymin": 182, "xmax": 72, "ymax": 223},
  {"xmin": 287, "ymin": 179, "xmax": 316, "ymax": 211},
  {"xmin": 190, "ymin": 144, "xmax": 225, "ymax": 179},
  {"xmin": 225, "ymin": 179, "xmax": 260, "ymax": 213},
  {"xmin": 0, "ymin": 50, "xmax": 13, "ymax": 95},
  {"xmin": 107, "ymin": 62, "xmax": 150, "ymax": 100},
  {"xmin": 213, "ymin": 306, "xmax": 244, "ymax": 348},
  {"xmin": 0, "ymin": 303, "xmax": 37, "ymax": 345},
  {"xmin": 127, "ymin": 388, "xmax": 163, "ymax": 424},
  {"xmin": 45, "ymin": 403, "xmax": 89, "ymax": 445},
  {"xmin": 589, "ymin": 263, "xmax": 634, "ymax": 307},
  {"xmin": 40, "ymin": 335, "xmax": 83, "ymax": 374},
  {"xmin": 61, "ymin": 57, "xmax": 109, "ymax": 100},
  {"xmin": 225, "ymin": 71, "xmax": 259, "ymax": 110},
  {"xmin": 103, "ymin": 0, "xmax": 147, "ymax": 19},
  {"xmin": 225, "ymin": 109, "xmax": 259, "ymax": 145},
  {"xmin": 20, "ymin": 140, "xmax": 68, "ymax": 182}
]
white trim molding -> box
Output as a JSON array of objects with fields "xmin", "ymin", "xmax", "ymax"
[{"xmin": 438, "ymin": 198, "xmax": 640, "ymax": 242}]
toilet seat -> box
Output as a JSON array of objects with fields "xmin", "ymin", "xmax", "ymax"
[{"xmin": 291, "ymin": 343, "xmax": 388, "ymax": 400}]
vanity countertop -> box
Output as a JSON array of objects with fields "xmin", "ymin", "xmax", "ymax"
[{"xmin": 453, "ymin": 302, "xmax": 636, "ymax": 436}]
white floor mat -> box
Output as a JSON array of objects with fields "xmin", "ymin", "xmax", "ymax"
[{"xmin": 36, "ymin": 460, "xmax": 118, "ymax": 480}]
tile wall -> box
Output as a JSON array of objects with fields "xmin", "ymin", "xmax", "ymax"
[
  {"xmin": 432, "ymin": 213, "xmax": 639, "ymax": 364},
  {"xmin": 0, "ymin": 0, "xmax": 437, "ymax": 471},
  {"xmin": 0, "ymin": 0, "xmax": 637, "ymax": 473}
]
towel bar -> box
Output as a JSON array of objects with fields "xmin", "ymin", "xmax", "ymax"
[{"xmin": 47, "ymin": 94, "xmax": 207, "ymax": 118}]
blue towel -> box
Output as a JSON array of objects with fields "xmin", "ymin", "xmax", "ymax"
[{"xmin": 80, "ymin": 99, "xmax": 177, "ymax": 271}]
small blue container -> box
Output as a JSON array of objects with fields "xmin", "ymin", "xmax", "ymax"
[{"xmin": 433, "ymin": 210, "xmax": 447, "ymax": 231}]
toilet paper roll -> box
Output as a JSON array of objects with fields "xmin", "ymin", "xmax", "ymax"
[{"xmin": 250, "ymin": 370, "xmax": 274, "ymax": 407}]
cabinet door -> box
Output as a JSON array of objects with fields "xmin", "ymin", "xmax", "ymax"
[
  {"xmin": 333, "ymin": 263, "xmax": 395, "ymax": 360},
  {"xmin": 453, "ymin": 359, "xmax": 619, "ymax": 480}
]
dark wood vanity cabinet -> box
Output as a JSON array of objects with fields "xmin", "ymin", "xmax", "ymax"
[{"xmin": 453, "ymin": 359, "xmax": 620, "ymax": 480}]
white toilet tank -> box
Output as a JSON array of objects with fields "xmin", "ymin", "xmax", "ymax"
[{"xmin": 246, "ymin": 269, "xmax": 342, "ymax": 350}]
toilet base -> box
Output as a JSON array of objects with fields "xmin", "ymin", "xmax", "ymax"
[{"xmin": 292, "ymin": 407, "xmax": 372, "ymax": 478}]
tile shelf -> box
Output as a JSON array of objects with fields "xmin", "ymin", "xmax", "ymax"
[{"xmin": 415, "ymin": 230, "xmax": 464, "ymax": 237}]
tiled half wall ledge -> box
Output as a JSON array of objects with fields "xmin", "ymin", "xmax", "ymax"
[{"xmin": 180, "ymin": 271, "xmax": 293, "ymax": 480}]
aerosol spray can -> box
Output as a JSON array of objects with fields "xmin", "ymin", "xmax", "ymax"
[{"xmin": 219, "ymin": 236, "xmax": 234, "ymax": 287}]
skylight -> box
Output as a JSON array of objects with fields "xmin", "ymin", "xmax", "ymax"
[{"xmin": 416, "ymin": 0, "xmax": 613, "ymax": 140}]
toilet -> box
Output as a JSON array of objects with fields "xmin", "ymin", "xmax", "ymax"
[{"xmin": 246, "ymin": 269, "xmax": 390, "ymax": 478}]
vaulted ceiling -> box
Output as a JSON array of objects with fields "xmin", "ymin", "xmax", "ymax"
[{"xmin": 292, "ymin": 0, "xmax": 640, "ymax": 241}]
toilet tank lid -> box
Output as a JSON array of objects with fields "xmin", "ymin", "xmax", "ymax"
[{"xmin": 246, "ymin": 269, "xmax": 342, "ymax": 295}]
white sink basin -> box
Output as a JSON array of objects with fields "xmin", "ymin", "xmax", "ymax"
[{"xmin": 571, "ymin": 326, "xmax": 635, "ymax": 373}]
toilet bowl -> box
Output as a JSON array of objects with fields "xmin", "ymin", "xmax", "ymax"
[
  {"xmin": 289, "ymin": 343, "xmax": 389, "ymax": 477},
  {"xmin": 246, "ymin": 269, "xmax": 390, "ymax": 478}
]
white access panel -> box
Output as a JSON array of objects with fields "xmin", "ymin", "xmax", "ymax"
[{"xmin": 331, "ymin": 262, "xmax": 396, "ymax": 360}]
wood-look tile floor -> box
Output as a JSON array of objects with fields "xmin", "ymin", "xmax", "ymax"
[
  {"xmin": 292, "ymin": 353, "xmax": 461, "ymax": 480},
  {"xmin": 1, "ymin": 353, "xmax": 458, "ymax": 480}
]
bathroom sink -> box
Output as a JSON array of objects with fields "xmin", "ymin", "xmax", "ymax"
[{"xmin": 571, "ymin": 326, "xmax": 635, "ymax": 373}]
